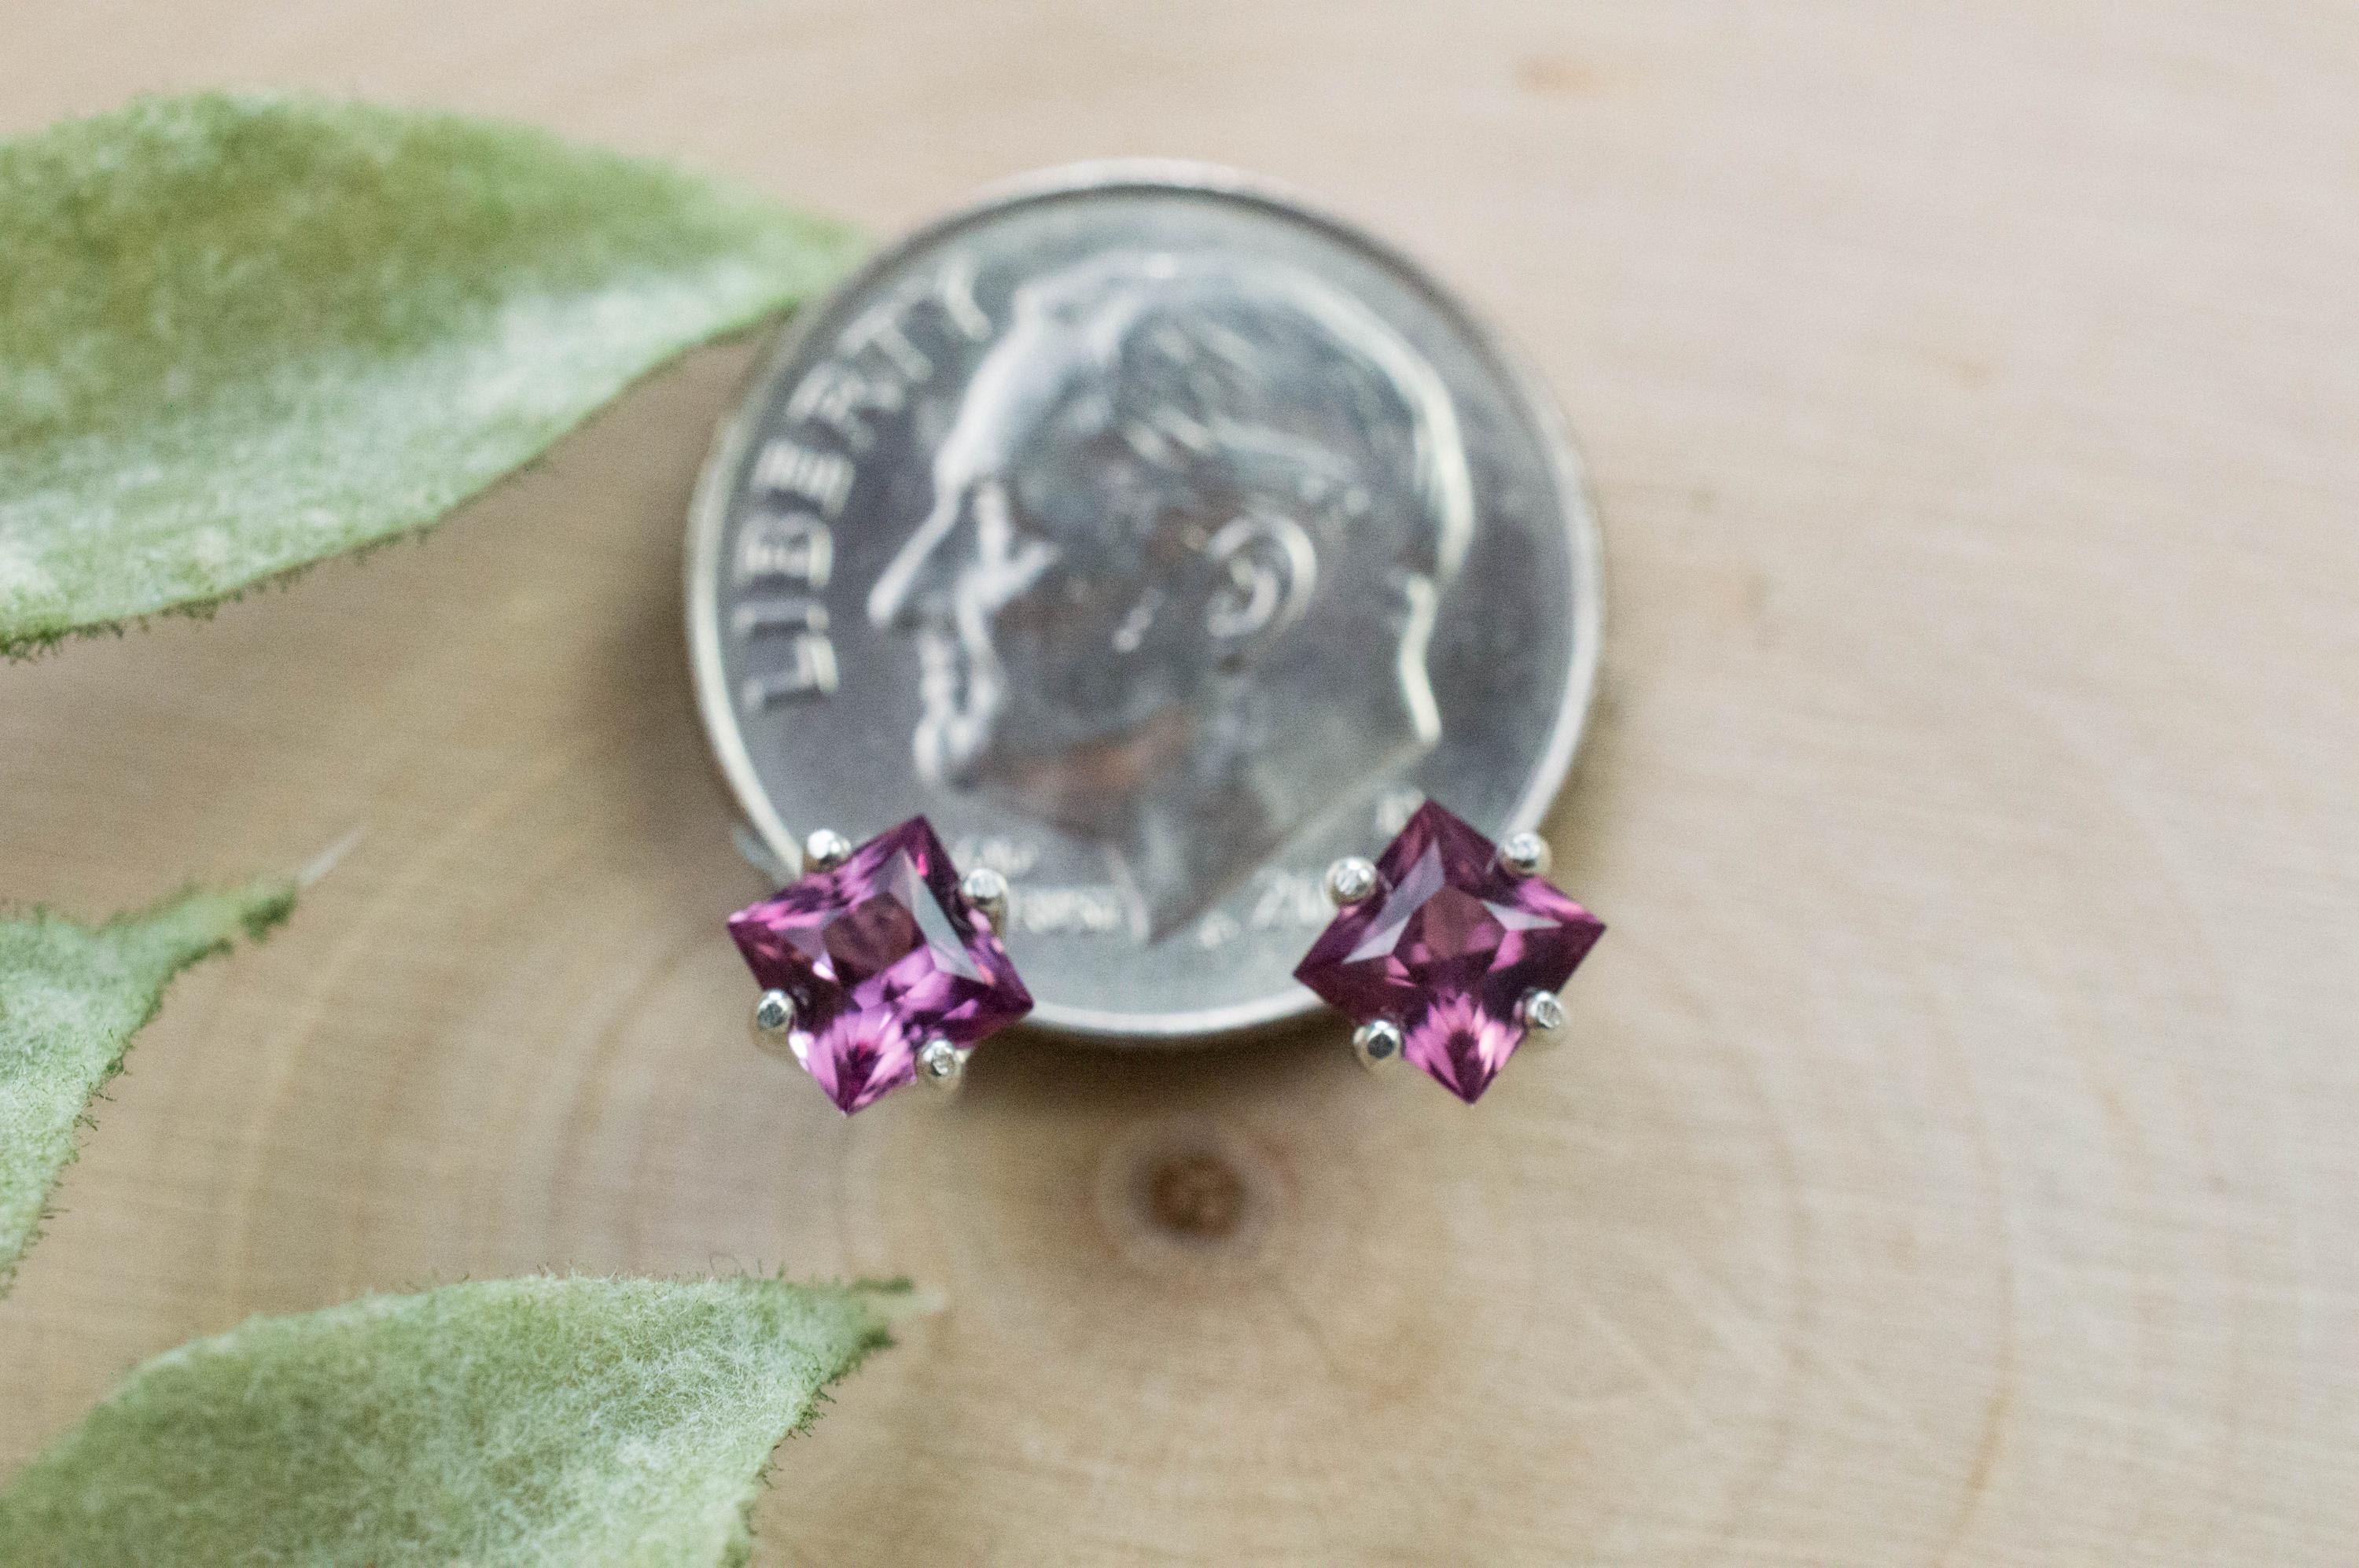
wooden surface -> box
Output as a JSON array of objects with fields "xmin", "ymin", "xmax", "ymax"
[{"xmin": 5, "ymin": 4, "xmax": 2357, "ymax": 1562}]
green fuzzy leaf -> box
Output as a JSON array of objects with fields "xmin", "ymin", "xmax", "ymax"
[
  {"xmin": 0, "ymin": 1275, "xmax": 903, "ymax": 1567},
  {"xmin": 0, "ymin": 93, "xmax": 861, "ymax": 655},
  {"xmin": 0, "ymin": 878, "xmax": 294, "ymax": 1292}
]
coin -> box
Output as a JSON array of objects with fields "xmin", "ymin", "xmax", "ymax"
[{"xmin": 687, "ymin": 162, "xmax": 1602, "ymax": 1042}]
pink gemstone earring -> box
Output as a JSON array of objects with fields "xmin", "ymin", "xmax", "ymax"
[
  {"xmin": 1294, "ymin": 801, "xmax": 1604, "ymax": 1104},
  {"xmin": 728, "ymin": 816, "xmax": 1033, "ymax": 1114}
]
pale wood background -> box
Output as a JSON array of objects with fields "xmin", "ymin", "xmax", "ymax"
[{"xmin": 4, "ymin": 2, "xmax": 2357, "ymax": 1562}]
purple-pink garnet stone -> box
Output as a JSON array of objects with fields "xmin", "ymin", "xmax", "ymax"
[
  {"xmin": 727, "ymin": 816, "xmax": 1032, "ymax": 1113},
  {"xmin": 1294, "ymin": 801, "xmax": 1603, "ymax": 1104}
]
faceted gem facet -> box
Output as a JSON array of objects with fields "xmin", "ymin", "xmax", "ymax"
[
  {"xmin": 727, "ymin": 816, "xmax": 1032, "ymax": 1113},
  {"xmin": 1293, "ymin": 801, "xmax": 1603, "ymax": 1103}
]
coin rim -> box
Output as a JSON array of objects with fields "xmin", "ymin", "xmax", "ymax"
[{"xmin": 686, "ymin": 158, "xmax": 1605, "ymax": 1043}]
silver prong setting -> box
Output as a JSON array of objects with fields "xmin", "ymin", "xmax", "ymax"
[
  {"xmin": 959, "ymin": 866, "xmax": 1011, "ymax": 932},
  {"xmin": 1323, "ymin": 856, "xmax": 1380, "ymax": 907},
  {"xmin": 802, "ymin": 828, "xmax": 853, "ymax": 872},
  {"xmin": 1516, "ymin": 987, "xmax": 1566, "ymax": 1040},
  {"xmin": 917, "ymin": 1037, "xmax": 969, "ymax": 1097},
  {"xmin": 1351, "ymin": 1018, "xmax": 1405, "ymax": 1073},
  {"xmin": 750, "ymin": 988, "xmax": 798, "ymax": 1058},
  {"xmin": 1498, "ymin": 831, "xmax": 1552, "ymax": 880}
]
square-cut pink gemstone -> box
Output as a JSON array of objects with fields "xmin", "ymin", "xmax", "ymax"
[
  {"xmin": 727, "ymin": 816, "xmax": 1032, "ymax": 1113},
  {"xmin": 1294, "ymin": 801, "xmax": 1603, "ymax": 1103}
]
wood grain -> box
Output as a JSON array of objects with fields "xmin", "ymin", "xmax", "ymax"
[{"xmin": 4, "ymin": 3, "xmax": 2356, "ymax": 1562}]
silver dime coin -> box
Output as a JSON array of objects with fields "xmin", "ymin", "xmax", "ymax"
[{"xmin": 687, "ymin": 161, "xmax": 1602, "ymax": 1042}]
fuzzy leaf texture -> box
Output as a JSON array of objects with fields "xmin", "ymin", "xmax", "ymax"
[
  {"xmin": 0, "ymin": 93, "xmax": 861, "ymax": 654},
  {"xmin": 0, "ymin": 878, "xmax": 293, "ymax": 1292},
  {"xmin": 0, "ymin": 1275, "xmax": 903, "ymax": 1566}
]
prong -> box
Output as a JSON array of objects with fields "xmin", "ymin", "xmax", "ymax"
[
  {"xmin": 1498, "ymin": 831, "xmax": 1552, "ymax": 880},
  {"xmin": 750, "ymin": 988, "xmax": 798, "ymax": 1058},
  {"xmin": 916, "ymin": 1037, "xmax": 968, "ymax": 1097},
  {"xmin": 1515, "ymin": 987, "xmax": 1566, "ymax": 1042},
  {"xmin": 959, "ymin": 866, "xmax": 1010, "ymax": 932},
  {"xmin": 1323, "ymin": 856, "xmax": 1380, "ymax": 907},
  {"xmin": 1351, "ymin": 1018, "xmax": 1405, "ymax": 1073},
  {"xmin": 802, "ymin": 828, "xmax": 852, "ymax": 872}
]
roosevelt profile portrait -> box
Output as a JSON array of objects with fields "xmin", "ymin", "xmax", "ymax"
[{"xmin": 867, "ymin": 248, "xmax": 1474, "ymax": 940}]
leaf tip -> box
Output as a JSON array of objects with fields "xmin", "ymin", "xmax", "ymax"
[
  {"xmin": 237, "ymin": 878, "xmax": 300, "ymax": 944},
  {"xmin": 856, "ymin": 1278, "xmax": 945, "ymax": 1326}
]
